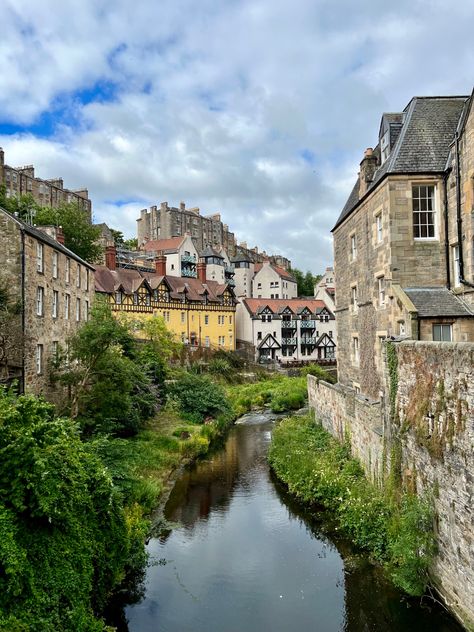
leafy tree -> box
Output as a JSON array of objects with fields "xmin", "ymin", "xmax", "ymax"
[
  {"xmin": 0, "ymin": 388, "xmax": 146, "ymax": 631},
  {"xmin": 34, "ymin": 202, "xmax": 103, "ymax": 263},
  {"xmin": 0, "ymin": 185, "xmax": 37, "ymax": 221},
  {"xmin": 167, "ymin": 372, "xmax": 232, "ymax": 423},
  {"xmin": 290, "ymin": 266, "xmax": 322, "ymax": 296},
  {"xmin": 123, "ymin": 237, "xmax": 138, "ymax": 250}
]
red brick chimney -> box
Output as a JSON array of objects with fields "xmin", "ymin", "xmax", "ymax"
[
  {"xmin": 155, "ymin": 253, "xmax": 167, "ymax": 276},
  {"xmin": 56, "ymin": 226, "xmax": 65, "ymax": 245},
  {"xmin": 105, "ymin": 245, "xmax": 117, "ymax": 270},
  {"xmin": 197, "ymin": 258, "xmax": 206, "ymax": 283}
]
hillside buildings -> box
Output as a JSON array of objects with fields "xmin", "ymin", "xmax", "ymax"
[
  {"xmin": 0, "ymin": 148, "xmax": 92, "ymax": 218},
  {"xmin": 0, "ymin": 207, "xmax": 94, "ymax": 396}
]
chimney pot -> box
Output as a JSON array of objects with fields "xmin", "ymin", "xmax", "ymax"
[
  {"xmin": 155, "ymin": 252, "xmax": 167, "ymax": 276},
  {"xmin": 105, "ymin": 245, "xmax": 117, "ymax": 270},
  {"xmin": 197, "ymin": 258, "xmax": 207, "ymax": 283}
]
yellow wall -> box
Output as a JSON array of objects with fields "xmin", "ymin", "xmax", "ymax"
[{"xmin": 103, "ymin": 288, "xmax": 236, "ymax": 351}]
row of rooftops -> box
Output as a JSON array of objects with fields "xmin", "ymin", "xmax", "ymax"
[
  {"xmin": 335, "ymin": 92, "xmax": 474, "ymax": 231},
  {"xmin": 241, "ymin": 298, "xmax": 334, "ymax": 318}
]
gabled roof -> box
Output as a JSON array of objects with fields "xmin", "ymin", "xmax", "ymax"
[
  {"xmin": 142, "ymin": 236, "xmax": 186, "ymax": 253},
  {"xmin": 257, "ymin": 333, "xmax": 281, "ymax": 350},
  {"xmin": 0, "ymin": 207, "xmax": 94, "ymax": 269},
  {"xmin": 403, "ymin": 287, "xmax": 474, "ymax": 318},
  {"xmin": 242, "ymin": 297, "xmax": 325, "ymax": 317},
  {"xmin": 334, "ymin": 95, "xmax": 470, "ymax": 231},
  {"xmin": 201, "ymin": 245, "xmax": 224, "ymax": 259},
  {"xmin": 231, "ymin": 249, "xmax": 253, "ymax": 264},
  {"xmin": 254, "ymin": 262, "xmax": 296, "ymax": 282},
  {"xmin": 316, "ymin": 333, "xmax": 336, "ymax": 347}
]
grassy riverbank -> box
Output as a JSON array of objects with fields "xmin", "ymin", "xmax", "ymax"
[{"xmin": 269, "ymin": 414, "xmax": 436, "ymax": 597}]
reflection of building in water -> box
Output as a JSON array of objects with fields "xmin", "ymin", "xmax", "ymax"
[{"xmin": 164, "ymin": 424, "xmax": 271, "ymax": 529}]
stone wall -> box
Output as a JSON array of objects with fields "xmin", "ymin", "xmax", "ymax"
[
  {"xmin": 307, "ymin": 377, "xmax": 385, "ymax": 482},
  {"xmin": 309, "ymin": 341, "xmax": 474, "ymax": 630}
]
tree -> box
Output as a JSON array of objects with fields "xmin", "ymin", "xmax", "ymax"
[
  {"xmin": 34, "ymin": 202, "xmax": 103, "ymax": 263},
  {"xmin": 290, "ymin": 267, "xmax": 321, "ymax": 296}
]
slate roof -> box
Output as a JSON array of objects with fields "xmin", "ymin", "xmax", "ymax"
[
  {"xmin": 403, "ymin": 287, "xmax": 474, "ymax": 318},
  {"xmin": 201, "ymin": 245, "xmax": 224, "ymax": 259},
  {"xmin": 334, "ymin": 95, "xmax": 470, "ymax": 231},
  {"xmin": 0, "ymin": 207, "xmax": 94, "ymax": 269},
  {"xmin": 230, "ymin": 250, "xmax": 253, "ymax": 264},
  {"xmin": 94, "ymin": 265, "xmax": 232, "ymax": 304}
]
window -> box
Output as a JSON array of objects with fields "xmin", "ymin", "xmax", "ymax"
[
  {"xmin": 257, "ymin": 331, "xmax": 262, "ymax": 340},
  {"xmin": 257, "ymin": 282, "xmax": 262, "ymax": 289},
  {"xmin": 351, "ymin": 285, "xmax": 358, "ymax": 310},
  {"xmin": 36, "ymin": 287, "xmax": 44, "ymax": 316},
  {"xmin": 52, "ymin": 290, "xmax": 59, "ymax": 318},
  {"xmin": 399, "ymin": 322, "xmax": 406, "ymax": 336},
  {"xmin": 329, "ymin": 330, "xmax": 333, "ymax": 338},
  {"xmin": 377, "ymin": 276, "xmax": 385, "ymax": 306},
  {"xmin": 452, "ymin": 244, "xmax": 460, "ymax": 287},
  {"xmin": 412, "ymin": 185, "xmax": 436, "ymax": 238},
  {"xmin": 52, "ymin": 252, "xmax": 58, "ymax": 279},
  {"xmin": 229, "ymin": 315, "xmax": 232, "ymax": 325},
  {"xmin": 375, "ymin": 213, "xmax": 383, "ymax": 243},
  {"xmin": 52, "ymin": 341, "xmax": 59, "ymax": 360},
  {"xmin": 84, "ymin": 300, "xmax": 89, "ymax": 321},
  {"xmin": 205, "ymin": 336, "xmax": 210, "ymax": 347},
  {"xmin": 36, "ymin": 242, "xmax": 44, "ymax": 273},
  {"xmin": 350, "ymin": 234, "xmax": 357, "ymax": 261},
  {"xmin": 76, "ymin": 298, "xmax": 81, "ymax": 322},
  {"xmin": 115, "ymin": 292, "xmax": 122, "ymax": 305},
  {"xmin": 204, "ymin": 315, "xmax": 209, "ymax": 325},
  {"xmin": 36, "ymin": 344, "xmax": 43, "ymax": 375},
  {"xmin": 433, "ymin": 324, "xmax": 452, "ymax": 342},
  {"xmin": 181, "ymin": 312, "xmax": 185, "ymax": 324},
  {"xmin": 65, "ymin": 294, "xmax": 70, "ymax": 320},
  {"xmin": 353, "ymin": 336, "xmax": 359, "ymax": 365},
  {"xmin": 76, "ymin": 265, "xmax": 81, "ymax": 288},
  {"xmin": 85, "ymin": 269, "xmax": 89, "ymax": 291},
  {"xmin": 65, "ymin": 258, "xmax": 70, "ymax": 283},
  {"xmin": 353, "ymin": 382, "xmax": 361, "ymax": 395}
]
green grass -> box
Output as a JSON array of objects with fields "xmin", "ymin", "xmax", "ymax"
[
  {"xmin": 269, "ymin": 414, "xmax": 436, "ymax": 596},
  {"xmin": 226, "ymin": 374, "xmax": 308, "ymax": 416}
]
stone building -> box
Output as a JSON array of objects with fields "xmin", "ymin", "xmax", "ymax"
[
  {"xmin": 136, "ymin": 200, "xmax": 292, "ymax": 270},
  {"xmin": 236, "ymin": 297, "xmax": 336, "ymax": 364},
  {"xmin": 0, "ymin": 207, "xmax": 95, "ymax": 396},
  {"xmin": 95, "ymin": 253, "xmax": 237, "ymax": 351},
  {"xmin": 333, "ymin": 94, "xmax": 474, "ymax": 400},
  {"xmin": 0, "ymin": 148, "xmax": 92, "ymax": 218}
]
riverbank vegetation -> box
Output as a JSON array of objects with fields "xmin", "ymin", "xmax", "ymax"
[{"xmin": 269, "ymin": 414, "xmax": 436, "ymax": 597}]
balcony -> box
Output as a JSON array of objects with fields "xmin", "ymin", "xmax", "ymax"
[
  {"xmin": 181, "ymin": 269, "xmax": 197, "ymax": 278},
  {"xmin": 226, "ymin": 278, "xmax": 236, "ymax": 287},
  {"xmin": 224, "ymin": 265, "xmax": 235, "ymax": 276},
  {"xmin": 300, "ymin": 320, "xmax": 316, "ymax": 329},
  {"xmin": 282, "ymin": 337, "xmax": 297, "ymax": 346},
  {"xmin": 281, "ymin": 320, "xmax": 297, "ymax": 329},
  {"xmin": 300, "ymin": 337, "xmax": 317, "ymax": 345},
  {"xmin": 181, "ymin": 254, "xmax": 197, "ymax": 263}
]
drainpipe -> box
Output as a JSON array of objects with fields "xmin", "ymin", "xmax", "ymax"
[
  {"xmin": 455, "ymin": 132, "xmax": 474, "ymax": 289},
  {"xmin": 20, "ymin": 229, "xmax": 26, "ymax": 394},
  {"xmin": 443, "ymin": 174, "xmax": 451, "ymax": 289}
]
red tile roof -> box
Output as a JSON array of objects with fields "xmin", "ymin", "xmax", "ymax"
[
  {"xmin": 254, "ymin": 262, "xmax": 296, "ymax": 282},
  {"xmin": 142, "ymin": 236, "xmax": 185, "ymax": 253}
]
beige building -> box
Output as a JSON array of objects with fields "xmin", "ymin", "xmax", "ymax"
[
  {"xmin": 142, "ymin": 235, "xmax": 199, "ymax": 278},
  {"xmin": 253, "ymin": 261, "xmax": 297, "ymax": 299},
  {"xmin": 0, "ymin": 207, "xmax": 95, "ymax": 396},
  {"xmin": 0, "ymin": 148, "xmax": 92, "ymax": 218},
  {"xmin": 333, "ymin": 93, "xmax": 474, "ymax": 400},
  {"xmin": 314, "ymin": 265, "xmax": 335, "ymax": 312}
]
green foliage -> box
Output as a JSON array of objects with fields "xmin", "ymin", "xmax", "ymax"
[
  {"xmin": 167, "ymin": 372, "xmax": 232, "ymax": 423},
  {"xmin": 34, "ymin": 202, "xmax": 103, "ymax": 263},
  {"xmin": 227, "ymin": 375, "xmax": 307, "ymax": 416},
  {"xmin": 299, "ymin": 363, "xmax": 336, "ymax": 383},
  {"xmin": 289, "ymin": 267, "xmax": 321, "ymax": 296},
  {"xmin": 269, "ymin": 415, "xmax": 436, "ymax": 596},
  {"xmin": 0, "ymin": 389, "xmax": 138, "ymax": 631}
]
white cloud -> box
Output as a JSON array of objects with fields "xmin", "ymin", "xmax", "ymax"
[{"xmin": 1, "ymin": 0, "xmax": 474, "ymax": 271}]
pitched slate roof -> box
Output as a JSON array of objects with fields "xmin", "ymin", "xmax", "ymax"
[
  {"xmin": 403, "ymin": 287, "xmax": 474, "ymax": 318},
  {"xmin": 94, "ymin": 265, "xmax": 233, "ymax": 304},
  {"xmin": 334, "ymin": 95, "xmax": 470, "ymax": 231},
  {"xmin": 201, "ymin": 245, "xmax": 224, "ymax": 259}
]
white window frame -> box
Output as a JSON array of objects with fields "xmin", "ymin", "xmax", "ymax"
[
  {"xmin": 84, "ymin": 300, "xmax": 89, "ymax": 321},
  {"xmin": 376, "ymin": 213, "xmax": 383, "ymax": 243},
  {"xmin": 432, "ymin": 323, "xmax": 452, "ymax": 342},
  {"xmin": 412, "ymin": 184, "xmax": 437, "ymax": 240},
  {"xmin": 76, "ymin": 265, "xmax": 81, "ymax": 288},
  {"xmin": 76, "ymin": 298, "xmax": 81, "ymax": 322},
  {"xmin": 351, "ymin": 284, "xmax": 358, "ymax": 311},
  {"xmin": 452, "ymin": 244, "xmax": 460, "ymax": 287},
  {"xmin": 52, "ymin": 290, "xmax": 59, "ymax": 318},
  {"xmin": 65, "ymin": 258, "xmax": 70, "ymax": 283},
  {"xmin": 352, "ymin": 336, "xmax": 359, "ymax": 366},
  {"xmin": 350, "ymin": 233, "xmax": 357, "ymax": 261},
  {"xmin": 36, "ymin": 242, "xmax": 44, "ymax": 273},
  {"xmin": 36, "ymin": 287, "xmax": 44, "ymax": 316},
  {"xmin": 65, "ymin": 293, "xmax": 70, "ymax": 320},
  {"xmin": 52, "ymin": 251, "xmax": 58, "ymax": 279},
  {"xmin": 36, "ymin": 344, "xmax": 43, "ymax": 375},
  {"xmin": 377, "ymin": 276, "xmax": 386, "ymax": 307}
]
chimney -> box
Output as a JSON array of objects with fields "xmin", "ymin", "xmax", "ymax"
[
  {"xmin": 155, "ymin": 252, "xmax": 167, "ymax": 276},
  {"xmin": 358, "ymin": 147, "xmax": 378, "ymax": 198},
  {"xmin": 180, "ymin": 201, "xmax": 186, "ymax": 211},
  {"xmin": 56, "ymin": 226, "xmax": 65, "ymax": 245},
  {"xmin": 197, "ymin": 258, "xmax": 207, "ymax": 283},
  {"xmin": 105, "ymin": 245, "xmax": 117, "ymax": 270}
]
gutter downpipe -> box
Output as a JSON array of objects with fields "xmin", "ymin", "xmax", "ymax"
[
  {"xmin": 443, "ymin": 173, "xmax": 451, "ymax": 290},
  {"xmin": 455, "ymin": 131, "xmax": 474, "ymax": 289},
  {"xmin": 20, "ymin": 229, "xmax": 26, "ymax": 394}
]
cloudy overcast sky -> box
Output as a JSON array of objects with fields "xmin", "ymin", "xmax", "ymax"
[{"xmin": 1, "ymin": 0, "xmax": 473, "ymax": 271}]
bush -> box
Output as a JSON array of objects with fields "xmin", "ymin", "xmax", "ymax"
[
  {"xmin": 300, "ymin": 363, "xmax": 336, "ymax": 383},
  {"xmin": 269, "ymin": 414, "xmax": 435, "ymax": 596},
  {"xmin": 167, "ymin": 372, "xmax": 232, "ymax": 423}
]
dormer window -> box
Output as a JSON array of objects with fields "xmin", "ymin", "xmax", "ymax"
[{"xmin": 380, "ymin": 130, "xmax": 390, "ymax": 164}]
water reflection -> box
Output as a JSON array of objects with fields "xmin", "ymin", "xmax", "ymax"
[{"xmin": 117, "ymin": 419, "xmax": 463, "ymax": 632}]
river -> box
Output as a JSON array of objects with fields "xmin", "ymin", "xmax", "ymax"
[{"xmin": 118, "ymin": 413, "xmax": 463, "ymax": 632}]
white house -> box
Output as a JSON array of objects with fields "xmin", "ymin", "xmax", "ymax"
[
  {"xmin": 142, "ymin": 235, "xmax": 198, "ymax": 278},
  {"xmin": 253, "ymin": 261, "xmax": 297, "ymax": 299},
  {"xmin": 314, "ymin": 265, "xmax": 335, "ymax": 312}
]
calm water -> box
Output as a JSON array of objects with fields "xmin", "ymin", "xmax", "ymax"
[{"xmin": 122, "ymin": 415, "xmax": 463, "ymax": 632}]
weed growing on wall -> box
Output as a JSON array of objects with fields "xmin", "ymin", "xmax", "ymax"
[{"xmin": 269, "ymin": 414, "xmax": 435, "ymax": 597}]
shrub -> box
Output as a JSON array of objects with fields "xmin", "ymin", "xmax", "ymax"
[
  {"xmin": 167, "ymin": 373, "xmax": 232, "ymax": 423},
  {"xmin": 300, "ymin": 363, "xmax": 336, "ymax": 383}
]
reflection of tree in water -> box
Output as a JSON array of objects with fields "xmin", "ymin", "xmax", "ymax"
[{"xmin": 164, "ymin": 423, "xmax": 272, "ymax": 532}]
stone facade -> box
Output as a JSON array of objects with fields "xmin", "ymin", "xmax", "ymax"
[
  {"xmin": 0, "ymin": 208, "xmax": 95, "ymax": 397},
  {"xmin": 308, "ymin": 339, "xmax": 474, "ymax": 630},
  {"xmin": 0, "ymin": 148, "xmax": 91, "ymax": 218}
]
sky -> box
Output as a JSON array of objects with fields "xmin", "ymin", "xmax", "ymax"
[{"xmin": 1, "ymin": 0, "xmax": 473, "ymax": 272}]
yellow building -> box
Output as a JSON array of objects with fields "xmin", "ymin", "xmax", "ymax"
[{"xmin": 94, "ymin": 253, "xmax": 236, "ymax": 350}]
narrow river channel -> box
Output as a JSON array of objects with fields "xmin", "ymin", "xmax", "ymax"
[{"xmin": 120, "ymin": 413, "xmax": 463, "ymax": 632}]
